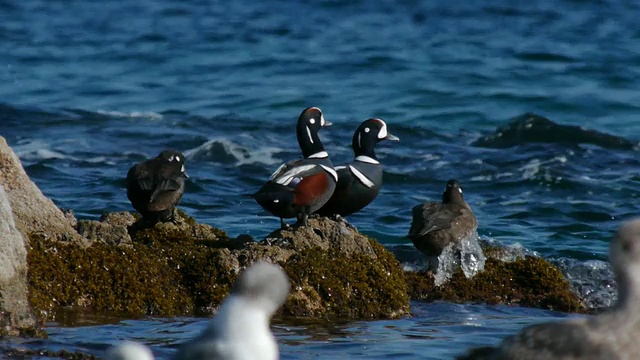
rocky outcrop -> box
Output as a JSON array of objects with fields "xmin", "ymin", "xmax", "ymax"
[
  {"xmin": 0, "ymin": 185, "xmax": 36, "ymax": 335},
  {"xmin": 404, "ymin": 244, "xmax": 586, "ymax": 313},
  {"xmin": 0, "ymin": 137, "xmax": 83, "ymax": 243},
  {"xmin": 28, "ymin": 213, "xmax": 410, "ymax": 320},
  {"xmin": 0, "ymin": 135, "xmax": 588, "ymax": 334}
]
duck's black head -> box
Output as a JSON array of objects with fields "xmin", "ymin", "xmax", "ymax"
[
  {"xmin": 296, "ymin": 107, "xmax": 332, "ymax": 158},
  {"xmin": 157, "ymin": 150, "xmax": 188, "ymax": 178},
  {"xmin": 351, "ymin": 118, "xmax": 399, "ymax": 160},
  {"xmin": 442, "ymin": 179, "xmax": 465, "ymax": 205}
]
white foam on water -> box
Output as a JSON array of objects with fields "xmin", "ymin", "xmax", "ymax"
[
  {"xmin": 97, "ymin": 109, "xmax": 163, "ymax": 120},
  {"xmin": 14, "ymin": 140, "xmax": 69, "ymax": 161},
  {"xmin": 184, "ymin": 138, "xmax": 284, "ymax": 166}
]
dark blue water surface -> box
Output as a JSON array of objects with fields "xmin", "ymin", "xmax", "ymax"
[{"xmin": 1, "ymin": 0, "xmax": 640, "ymax": 358}]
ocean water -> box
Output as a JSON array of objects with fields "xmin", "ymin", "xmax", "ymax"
[{"xmin": 1, "ymin": 0, "xmax": 640, "ymax": 358}]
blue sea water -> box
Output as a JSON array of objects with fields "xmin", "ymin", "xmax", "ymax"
[{"xmin": 1, "ymin": 0, "xmax": 640, "ymax": 358}]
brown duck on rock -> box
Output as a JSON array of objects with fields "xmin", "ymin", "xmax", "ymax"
[{"xmin": 407, "ymin": 179, "xmax": 478, "ymax": 258}]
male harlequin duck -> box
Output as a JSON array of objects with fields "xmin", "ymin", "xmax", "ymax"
[
  {"xmin": 126, "ymin": 150, "xmax": 188, "ymax": 223},
  {"xmin": 407, "ymin": 179, "xmax": 478, "ymax": 257},
  {"xmin": 316, "ymin": 118, "xmax": 398, "ymax": 218},
  {"xmin": 253, "ymin": 107, "xmax": 337, "ymax": 228}
]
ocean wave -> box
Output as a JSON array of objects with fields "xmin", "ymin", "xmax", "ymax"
[
  {"xmin": 96, "ymin": 110, "xmax": 163, "ymax": 120},
  {"xmin": 184, "ymin": 138, "xmax": 283, "ymax": 166}
]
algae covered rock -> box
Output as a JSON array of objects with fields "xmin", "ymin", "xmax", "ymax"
[
  {"xmin": 77, "ymin": 212, "xmax": 135, "ymax": 246},
  {"xmin": 405, "ymin": 250, "xmax": 586, "ymax": 313},
  {"xmin": 28, "ymin": 213, "xmax": 410, "ymax": 320}
]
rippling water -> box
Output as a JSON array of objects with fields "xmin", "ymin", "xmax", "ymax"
[{"xmin": 2, "ymin": 0, "xmax": 640, "ymax": 358}]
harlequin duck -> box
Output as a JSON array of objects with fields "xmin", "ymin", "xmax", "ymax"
[
  {"xmin": 316, "ymin": 118, "xmax": 398, "ymax": 218},
  {"xmin": 253, "ymin": 107, "xmax": 337, "ymax": 227},
  {"xmin": 126, "ymin": 150, "xmax": 188, "ymax": 223},
  {"xmin": 407, "ymin": 179, "xmax": 477, "ymax": 257}
]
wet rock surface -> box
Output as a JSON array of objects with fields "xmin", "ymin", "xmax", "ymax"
[{"xmin": 405, "ymin": 244, "xmax": 586, "ymax": 313}]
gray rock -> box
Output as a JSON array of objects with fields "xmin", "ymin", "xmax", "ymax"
[
  {"xmin": 263, "ymin": 216, "xmax": 376, "ymax": 257},
  {"xmin": 0, "ymin": 185, "xmax": 36, "ymax": 334},
  {"xmin": 0, "ymin": 136, "xmax": 84, "ymax": 244}
]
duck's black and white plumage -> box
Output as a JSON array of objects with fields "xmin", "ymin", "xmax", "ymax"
[
  {"xmin": 407, "ymin": 179, "xmax": 477, "ymax": 257},
  {"xmin": 316, "ymin": 118, "xmax": 398, "ymax": 217},
  {"xmin": 253, "ymin": 107, "xmax": 337, "ymax": 227},
  {"xmin": 126, "ymin": 150, "xmax": 188, "ymax": 223}
]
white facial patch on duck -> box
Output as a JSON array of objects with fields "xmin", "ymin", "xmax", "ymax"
[
  {"xmin": 181, "ymin": 164, "xmax": 186, "ymax": 173},
  {"xmin": 377, "ymin": 122, "xmax": 388, "ymax": 139},
  {"xmin": 458, "ymin": 188, "xmax": 463, "ymax": 193},
  {"xmin": 176, "ymin": 156, "xmax": 181, "ymax": 162},
  {"xmin": 275, "ymin": 164, "xmax": 317, "ymax": 186},
  {"xmin": 320, "ymin": 164, "xmax": 338, "ymax": 182},
  {"xmin": 309, "ymin": 118, "xmax": 316, "ymax": 124},
  {"xmin": 308, "ymin": 151, "xmax": 328, "ymax": 159},
  {"xmin": 320, "ymin": 114, "xmax": 326, "ymax": 126},
  {"xmin": 349, "ymin": 165, "xmax": 375, "ymax": 188},
  {"xmin": 306, "ymin": 126, "xmax": 314, "ymax": 144},
  {"xmin": 354, "ymin": 155, "xmax": 380, "ymax": 164},
  {"xmin": 168, "ymin": 155, "xmax": 175, "ymax": 162},
  {"xmin": 364, "ymin": 127, "xmax": 370, "ymax": 133}
]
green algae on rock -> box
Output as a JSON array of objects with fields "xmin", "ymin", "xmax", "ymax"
[
  {"xmin": 280, "ymin": 239, "xmax": 410, "ymax": 319},
  {"xmin": 28, "ymin": 212, "xmax": 410, "ymax": 320},
  {"xmin": 405, "ymin": 256, "xmax": 586, "ymax": 313}
]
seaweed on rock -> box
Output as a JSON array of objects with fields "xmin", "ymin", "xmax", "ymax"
[
  {"xmin": 27, "ymin": 212, "xmax": 411, "ymax": 321},
  {"xmin": 405, "ymin": 256, "xmax": 586, "ymax": 313}
]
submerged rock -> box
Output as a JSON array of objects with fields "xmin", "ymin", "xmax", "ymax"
[{"xmin": 473, "ymin": 113, "xmax": 638, "ymax": 150}]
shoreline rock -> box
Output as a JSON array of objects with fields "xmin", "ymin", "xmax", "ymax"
[
  {"xmin": 0, "ymin": 186, "xmax": 37, "ymax": 336},
  {"xmin": 404, "ymin": 244, "xmax": 586, "ymax": 313},
  {"xmin": 0, "ymin": 135, "xmax": 589, "ymax": 338},
  {"xmin": 0, "ymin": 137, "xmax": 84, "ymax": 244},
  {"xmin": 28, "ymin": 213, "xmax": 411, "ymax": 320}
]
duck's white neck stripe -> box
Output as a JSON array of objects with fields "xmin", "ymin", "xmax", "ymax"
[
  {"xmin": 306, "ymin": 125, "xmax": 314, "ymax": 144},
  {"xmin": 349, "ymin": 165, "xmax": 375, "ymax": 188},
  {"xmin": 308, "ymin": 151, "xmax": 329, "ymax": 159},
  {"xmin": 355, "ymin": 155, "xmax": 379, "ymax": 164},
  {"xmin": 320, "ymin": 164, "xmax": 338, "ymax": 182}
]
